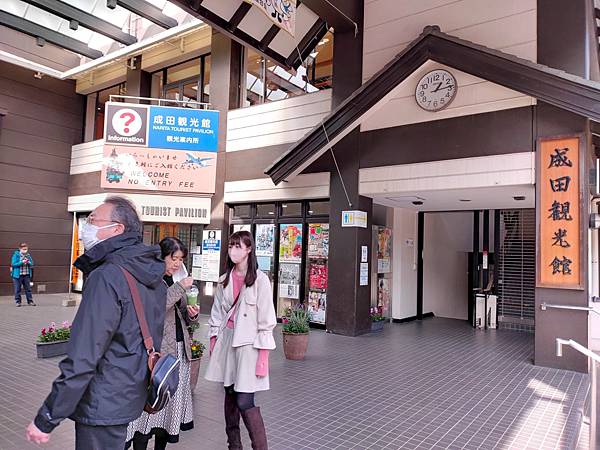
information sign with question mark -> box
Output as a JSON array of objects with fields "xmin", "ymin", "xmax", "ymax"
[
  {"xmin": 104, "ymin": 103, "xmax": 149, "ymax": 146},
  {"xmin": 111, "ymin": 108, "xmax": 142, "ymax": 136}
]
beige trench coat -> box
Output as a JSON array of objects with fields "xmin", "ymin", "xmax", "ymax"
[
  {"xmin": 161, "ymin": 281, "xmax": 199, "ymax": 361},
  {"xmin": 208, "ymin": 270, "xmax": 276, "ymax": 350}
]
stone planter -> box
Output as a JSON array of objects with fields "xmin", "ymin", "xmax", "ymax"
[
  {"xmin": 370, "ymin": 320, "xmax": 385, "ymax": 333},
  {"xmin": 282, "ymin": 332, "xmax": 309, "ymax": 360},
  {"xmin": 36, "ymin": 340, "xmax": 69, "ymax": 358},
  {"xmin": 189, "ymin": 357, "xmax": 201, "ymax": 392}
]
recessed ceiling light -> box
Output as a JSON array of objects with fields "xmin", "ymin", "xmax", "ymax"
[
  {"xmin": 268, "ymin": 211, "xmax": 274, "ymax": 215},
  {"xmin": 308, "ymin": 210, "xmax": 313, "ymax": 214},
  {"xmin": 513, "ymin": 196, "xmax": 526, "ymax": 201},
  {"xmin": 459, "ymin": 199, "xmax": 471, "ymax": 202},
  {"xmin": 282, "ymin": 204, "xmax": 287, "ymax": 208}
]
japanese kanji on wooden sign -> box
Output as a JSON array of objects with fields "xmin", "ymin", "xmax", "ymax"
[{"xmin": 538, "ymin": 135, "xmax": 583, "ymax": 289}]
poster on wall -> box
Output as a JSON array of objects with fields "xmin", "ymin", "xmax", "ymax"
[
  {"xmin": 308, "ymin": 223, "xmax": 329, "ymax": 258},
  {"xmin": 308, "ymin": 291, "xmax": 326, "ymax": 324},
  {"xmin": 377, "ymin": 278, "xmax": 391, "ymax": 317},
  {"xmin": 278, "ymin": 263, "xmax": 300, "ymax": 299},
  {"xmin": 255, "ymin": 224, "xmax": 275, "ymax": 256},
  {"xmin": 279, "ymin": 224, "xmax": 303, "ymax": 263},
  {"xmin": 309, "ymin": 261, "xmax": 328, "ymax": 290},
  {"xmin": 377, "ymin": 227, "xmax": 392, "ymax": 273},
  {"xmin": 200, "ymin": 230, "xmax": 221, "ymax": 282}
]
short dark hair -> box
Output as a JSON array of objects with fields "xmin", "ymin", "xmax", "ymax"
[
  {"xmin": 19, "ymin": 242, "xmax": 28, "ymax": 248},
  {"xmin": 105, "ymin": 196, "xmax": 142, "ymax": 235},
  {"xmin": 159, "ymin": 237, "xmax": 188, "ymax": 259}
]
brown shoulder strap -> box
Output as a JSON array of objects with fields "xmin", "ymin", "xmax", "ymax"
[{"xmin": 120, "ymin": 266, "xmax": 155, "ymax": 353}]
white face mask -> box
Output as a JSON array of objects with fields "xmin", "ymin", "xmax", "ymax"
[{"xmin": 80, "ymin": 222, "xmax": 118, "ymax": 251}]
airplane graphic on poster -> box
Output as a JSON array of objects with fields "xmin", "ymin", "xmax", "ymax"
[{"xmin": 184, "ymin": 153, "xmax": 213, "ymax": 167}]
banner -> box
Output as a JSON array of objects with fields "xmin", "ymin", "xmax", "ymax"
[
  {"xmin": 102, "ymin": 101, "xmax": 219, "ymax": 195},
  {"xmin": 200, "ymin": 230, "xmax": 222, "ymax": 282},
  {"xmin": 279, "ymin": 224, "xmax": 302, "ymax": 263},
  {"xmin": 101, "ymin": 145, "xmax": 216, "ymax": 193},
  {"xmin": 244, "ymin": 0, "xmax": 296, "ymax": 36}
]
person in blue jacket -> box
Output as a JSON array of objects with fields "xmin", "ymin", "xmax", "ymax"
[{"xmin": 11, "ymin": 242, "xmax": 35, "ymax": 307}]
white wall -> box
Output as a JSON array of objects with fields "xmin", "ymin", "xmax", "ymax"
[
  {"xmin": 226, "ymin": 90, "xmax": 332, "ymax": 152},
  {"xmin": 362, "ymin": 0, "xmax": 536, "ymax": 128},
  {"xmin": 391, "ymin": 207, "xmax": 418, "ymax": 319},
  {"xmin": 423, "ymin": 212, "xmax": 473, "ymax": 320}
]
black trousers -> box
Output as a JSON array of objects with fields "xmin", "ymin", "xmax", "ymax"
[{"xmin": 75, "ymin": 422, "xmax": 128, "ymax": 450}]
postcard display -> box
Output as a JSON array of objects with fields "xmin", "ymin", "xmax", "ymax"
[
  {"xmin": 278, "ymin": 224, "xmax": 303, "ymax": 317},
  {"xmin": 306, "ymin": 223, "xmax": 329, "ymax": 324}
]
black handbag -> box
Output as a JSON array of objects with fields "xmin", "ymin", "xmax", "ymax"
[{"xmin": 120, "ymin": 267, "xmax": 180, "ymax": 414}]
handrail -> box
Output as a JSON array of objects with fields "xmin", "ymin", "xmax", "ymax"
[
  {"xmin": 556, "ymin": 338, "xmax": 599, "ymax": 449},
  {"xmin": 541, "ymin": 302, "xmax": 600, "ymax": 316},
  {"xmin": 556, "ymin": 338, "xmax": 600, "ymax": 364}
]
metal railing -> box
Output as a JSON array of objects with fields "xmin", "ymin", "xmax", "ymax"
[
  {"xmin": 108, "ymin": 95, "xmax": 212, "ymax": 109},
  {"xmin": 541, "ymin": 302, "xmax": 600, "ymax": 315},
  {"xmin": 556, "ymin": 339, "xmax": 600, "ymax": 449}
]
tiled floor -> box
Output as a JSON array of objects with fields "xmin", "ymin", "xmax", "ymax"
[{"xmin": 0, "ymin": 294, "xmax": 589, "ymax": 449}]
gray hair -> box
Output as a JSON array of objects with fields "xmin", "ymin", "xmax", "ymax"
[{"xmin": 105, "ymin": 196, "xmax": 142, "ymax": 235}]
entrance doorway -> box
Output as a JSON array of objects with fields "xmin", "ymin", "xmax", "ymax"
[{"xmin": 417, "ymin": 209, "xmax": 535, "ymax": 331}]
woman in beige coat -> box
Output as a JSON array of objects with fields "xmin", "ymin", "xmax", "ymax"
[
  {"xmin": 205, "ymin": 230, "xmax": 276, "ymax": 450},
  {"xmin": 126, "ymin": 237, "xmax": 199, "ymax": 450}
]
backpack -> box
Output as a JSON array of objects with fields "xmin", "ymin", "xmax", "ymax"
[{"xmin": 120, "ymin": 267, "xmax": 180, "ymax": 414}]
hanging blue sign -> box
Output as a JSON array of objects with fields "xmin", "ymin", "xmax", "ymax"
[{"xmin": 148, "ymin": 106, "xmax": 219, "ymax": 151}]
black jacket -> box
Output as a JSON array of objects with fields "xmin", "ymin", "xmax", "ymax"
[{"xmin": 34, "ymin": 232, "xmax": 167, "ymax": 432}]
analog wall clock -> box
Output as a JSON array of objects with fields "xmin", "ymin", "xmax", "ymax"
[{"xmin": 415, "ymin": 69, "xmax": 457, "ymax": 112}]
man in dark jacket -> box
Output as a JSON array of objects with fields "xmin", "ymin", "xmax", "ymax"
[{"xmin": 26, "ymin": 196, "xmax": 167, "ymax": 449}]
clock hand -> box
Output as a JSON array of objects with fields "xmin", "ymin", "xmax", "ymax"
[
  {"xmin": 432, "ymin": 82, "xmax": 443, "ymax": 93},
  {"xmin": 436, "ymin": 85, "xmax": 454, "ymax": 91}
]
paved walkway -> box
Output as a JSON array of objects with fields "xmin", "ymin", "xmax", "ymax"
[{"xmin": 0, "ymin": 294, "xmax": 589, "ymax": 449}]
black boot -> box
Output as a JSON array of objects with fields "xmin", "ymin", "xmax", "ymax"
[
  {"xmin": 240, "ymin": 407, "xmax": 268, "ymax": 450},
  {"xmin": 225, "ymin": 392, "xmax": 243, "ymax": 449},
  {"xmin": 154, "ymin": 431, "xmax": 168, "ymax": 450},
  {"xmin": 131, "ymin": 434, "xmax": 149, "ymax": 450}
]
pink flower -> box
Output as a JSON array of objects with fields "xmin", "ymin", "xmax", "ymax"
[
  {"xmin": 41, "ymin": 328, "xmax": 46, "ymax": 336},
  {"xmin": 61, "ymin": 321, "xmax": 70, "ymax": 328},
  {"xmin": 50, "ymin": 322, "xmax": 56, "ymax": 328},
  {"xmin": 282, "ymin": 318, "xmax": 289, "ymax": 324}
]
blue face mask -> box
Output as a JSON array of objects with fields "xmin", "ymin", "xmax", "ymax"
[{"xmin": 80, "ymin": 222, "xmax": 118, "ymax": 250}]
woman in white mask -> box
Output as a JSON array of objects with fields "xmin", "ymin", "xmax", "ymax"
[
  {"xmin": 205, "ymin": 231, "xmax": 276, "ymax": 450},
  {"xmin": 126, "ymin": 237, "xmax": 199, "ymax": 450}
]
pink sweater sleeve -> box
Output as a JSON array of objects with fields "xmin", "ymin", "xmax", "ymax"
[{"xmin": 256, "ymin": 349, "xmax": 269, "ymax": 377}]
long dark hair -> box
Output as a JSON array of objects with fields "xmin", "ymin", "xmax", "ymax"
[
  {"xmin": 159, "ymin": 237, "xmax": 188, "ymax": 259},
  {"xmin": 223, "ymin": 231, "xmax": 257, "ymax": 288}
]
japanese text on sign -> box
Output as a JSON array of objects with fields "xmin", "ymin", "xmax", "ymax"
[{"xmin": 538, "ymin": 136, "xmax": 581, "ymax": 288}]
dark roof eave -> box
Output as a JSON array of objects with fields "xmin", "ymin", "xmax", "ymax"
[{"xmin": 265, "ymin": 26, "xmax": 600, "ymax": 185}]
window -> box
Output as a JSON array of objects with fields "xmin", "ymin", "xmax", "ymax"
[
  {"xmin": 308, "ymin": 201, "xmax": 330, "ymax": 216},
  {"xmin": 281, "ymin": 202, "xmax": 302, "ymax": 217},
  {"xmin": 92, "ymin": 83, "xmax": 126, "ymax": 140},
  {"xmin": 256, "ymin": 203, "xmax": 276, "ymax": 217},
  {"xmin": 231, "ymin": 204, "xmax": 252, "ymax": 219},
  {"xmin": 157, "ymin": 54, "xmax": 211, "ymax": 107},
  {"xmin": 242, "ymin": 31, "xmax": 333, "ymax": 108}
]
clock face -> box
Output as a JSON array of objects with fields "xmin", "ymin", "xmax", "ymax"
[{"xmin": 415, "ymin": 69, "xmax": 457, "ymax": 111}]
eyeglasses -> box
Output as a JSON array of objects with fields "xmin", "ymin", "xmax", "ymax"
[{"xmin": 85, "ymin": 216, "xmax": 118, "ymax": 226}]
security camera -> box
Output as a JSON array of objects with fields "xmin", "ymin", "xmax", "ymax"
[{"xmin": 412, "ymin": 200, "xmax": 423, "ymax": 206}]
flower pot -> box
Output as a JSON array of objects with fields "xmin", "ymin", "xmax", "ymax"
[
  {"xmin": 370, "ymin": 320, "xmax": 385, "ymax": 333},
  {"xmin": 36, "ymin": 340, "xmax": 69, "ymax": 358},
  {"xmin": 189, "ymin": 357, "xmax": 201, "ymax": 392},
  {"xmin": 282, "ymin": 332, "xmax": 309, "ymax": 360}
]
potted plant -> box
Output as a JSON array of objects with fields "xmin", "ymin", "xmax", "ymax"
[
  {"xmin": 282, "ymin": 306, "xmax": 310, "ymax": 360},
  {"xmin": 189, "ymin": 338, "xmax": 205, "ymax": 392},
  {"xmin": 36, "ymin": 321, "xmax": 71, "ymax": 358},
  {"xmin": 370, "ymin": 307, "xmax": 386, "ymax": 332}
]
